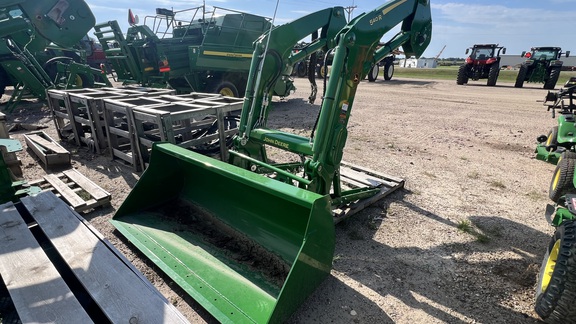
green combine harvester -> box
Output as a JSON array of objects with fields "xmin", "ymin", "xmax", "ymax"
[
  {"xmin": 111, "ymin": 0, "xmax": 432, "ymax": 322},
  {"xmin": 94, "ymin": 5, "xmax": 294, "ymax": 97},
  {"xmin": 0, "ymin": 0, "xmax": 110, "ymax": 110}
]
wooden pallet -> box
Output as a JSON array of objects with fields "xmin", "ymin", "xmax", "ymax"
[
  {"xmin": 27, "ymin": 169, "xmax": 111, "ymax": 212},
  {"xmin": 23, "ymin": 131, "xmax": 70, "ymax": 170},
  {"xmin": 0, "ymin": 191, "xmax": 190, "ymax": 323},
  {"xmin": 333, "ymin": 161, "xmax": 405, "ymax": 223}
]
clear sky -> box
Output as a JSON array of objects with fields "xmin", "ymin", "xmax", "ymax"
[{"xmin": 86, "ymin": 0, "xmax": 576, "ymax": 58}]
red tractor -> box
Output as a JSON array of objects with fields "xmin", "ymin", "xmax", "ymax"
[{"xmin": 457, "ymin": 44, "xmax": 506, "ymax": 86}]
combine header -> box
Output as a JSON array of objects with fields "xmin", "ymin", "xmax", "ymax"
[{"xmin": 111, "ymin": 0, "xmax": 432, "ymax": 322}]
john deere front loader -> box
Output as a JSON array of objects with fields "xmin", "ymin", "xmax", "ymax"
[{"xmin": 111, "ymin": 1, "xmax": 432, "ymax": 322}]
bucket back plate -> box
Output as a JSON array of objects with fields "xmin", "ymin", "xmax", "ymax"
[{"xmin": 112, "ymin": 143, "xmax": 335, "ymax": 323}]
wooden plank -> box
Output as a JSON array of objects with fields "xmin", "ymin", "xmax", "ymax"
[
  {"xmin": 341, "ymin": 161, "xmax": 405, "ymax": 183},
  {"xmin": 20, "ymin": 192, "xmax": 190, "ymax": 324},
  {"xmin": 43, "ymin": 174, "xmax": 86, "ymax": 209},
  {"xmin": 0, "ymin": 201, "xmax": 93, "ymax": 323},
  {"xmin": 63, "ymin": 169, "xmax": 110, "ymax": 200},
  {"xmin": 340, "ymin": 167, "xmax": 397, "ymax": 188},
  {"xmin": 338, "ymin": 171, "xmax": 369, "ymax": 189},
  {"xmin": 25, "ymin": 134, "xmax": 68, "ymax": 154}
]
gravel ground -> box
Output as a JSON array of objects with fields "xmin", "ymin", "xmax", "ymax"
[{"xmin": 2, "ymin": 75, "xmax": 557, "ymax": 323}]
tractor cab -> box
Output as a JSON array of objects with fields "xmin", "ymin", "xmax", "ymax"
[
  {"xmin": 522, "ymin": 47, "xmax": 569, "ymax": 62},
  {"xmin": 469, "ymin": 46, "xmax": 494, "ymax": 61},
  {"xmin": 465, "ymin": 44, "xmax": 505, "ymax": 63}
]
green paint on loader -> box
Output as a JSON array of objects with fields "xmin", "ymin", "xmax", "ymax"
[
  {"xmin": 111, "ymin": 143, "xmax": 335, "ymax": 323},
  {"xmin": 111, "ymin": 1, "xmax": 431, "ymax": 322}
]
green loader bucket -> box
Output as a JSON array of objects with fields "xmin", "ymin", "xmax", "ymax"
[{"xmin": 111, "ymin": 143, "xmax": 335, "ymax": 323}]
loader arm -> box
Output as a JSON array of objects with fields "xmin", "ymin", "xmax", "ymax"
[
  {"xmin": 233, "ymin": 0, "xmax": 432, "ymax": 197},
  {"xmin": 238, "ymin": 7, "xmax": 348, "ymax": 137}
]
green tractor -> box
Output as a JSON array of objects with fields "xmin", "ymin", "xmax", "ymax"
[
  {"xmin": 456, "ymin": 44, "xmax": 506, "ymax": 86},
  {"xmin": 515, "ymin": 47, "xmax": 570, "ymax": 90},
  {"xmin": 536, "ymin": 77, "xmax": 576, "ymax": 166},
  {"xmin": 535, "ymin": 195, "xmax": 576, "ymax": 323}
]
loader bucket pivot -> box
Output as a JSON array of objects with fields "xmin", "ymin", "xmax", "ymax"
[{"xmin": 111, "ymin": 143, "xmax": 335, "ymax": 323}]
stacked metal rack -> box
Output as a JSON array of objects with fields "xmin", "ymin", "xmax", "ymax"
[
  {"xmin": 46, "ymin": 87, "xmax": 243, "ymax": 171},
  {"xmin": 47, "ymin": 87, "xmax": 175, "ymax": 154},
  {"xmin": 103, "ymin": 95, "xmax": 243, "ymax": 171}
]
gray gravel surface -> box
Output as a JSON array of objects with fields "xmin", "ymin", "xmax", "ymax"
[{"xmin": 3, "ymin": 76, "xmax": 555, "ymax": 323}]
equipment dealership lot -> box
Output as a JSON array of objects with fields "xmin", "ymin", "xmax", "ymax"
[{"xmin": 8, "ymin": 76, "xmax": 556, "ymax": 323}]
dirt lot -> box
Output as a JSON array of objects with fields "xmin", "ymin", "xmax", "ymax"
[{"xmin": 3, "ymin": 76, "xmax": 558, "ymax": 323}]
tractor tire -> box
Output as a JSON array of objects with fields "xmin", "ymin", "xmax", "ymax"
[
  {"xmin": 383, "ymin": 62, "xmax": 394, "ymax": 81},
  {"xmin": 456, "ymin": 65, "xmax": 468, "ymax": 85},
  {"xmin": 549, "ymin": 156, "xmax": 576, "ymax": 202},
  {"xmin": 317, "ymin": 66, "xmax": 327, "ymax": 79},
  {"xmin": 546, "ymin": 126, "xmax": 559, "ymax": 150},
  {"xmin": 368, "ymin": 64, "xmax": 379, "ymax": 82},
  {"xmin": 487, "ymin": 64, "xmax": 499, "ymax": 86},
  {"xmin": 560, "ymin": 151, "xmax": 576, "ymax": 163},
  {"xmin": 545, "ymin": 68, "xmax": 562, "ymax": 90},
  {"xmin": 211, "ymin": 81, "xmax": 239, "ymax": 97},
  {"xmin": 296, "ymin": 62, "xmax": 307, "ymax": 78},
  {"xmin": 535, "ymin": 220, "xmax": 576, "ymax": 324},
  {"xmin": 515, "ymin": 65, "xmax": 528, "ymax": 88}
]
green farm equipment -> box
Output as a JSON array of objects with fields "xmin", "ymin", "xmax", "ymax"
[
  {"xmin": 111, "ymin": 0, "xmax": 431, "ymax": 323},
  {"xmin": 536, "ymin": 195, "xmax": 576, "ymax": 323},
  {"xmin": 367, "ymin": 52, "xmax": 396, "ymax": 82},
  {"xmin": 456, "ymin": 44, "xmax": 506, "ymax": 86},
  {"xmin": 515, "ymin": 47, "xmax": 570, "ymax": 90},
  {"xmin": 532, "ymin": 77, "xmax": 576, "ymax": 201},
  {"xmin": 0, "ymin": 0, "xmax": 110, "ymax": 110},
  {"xmin": 93, "ymin": 6, "xmax": 294, "ymax": 97},
  {"xmin": 536, "ymin": 77, "xmax": 576, "ymax": 165},
  {"xmin": 0, "ymin": 139, "xmax": 40, "ymax": 203}
]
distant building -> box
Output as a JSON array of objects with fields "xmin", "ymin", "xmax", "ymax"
[{"xmin": 399, "ymin": 57, "xmax": 438, "ymax": 68}]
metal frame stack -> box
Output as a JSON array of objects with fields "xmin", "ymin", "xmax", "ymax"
[
  {"xmin": 102, "ymin": 97, "xmax": 170, "ymax": 171},
  {"xmin": 46, "ymin": 87, "xmax": 175, "ymax": 154},
  {"xmin": 103, "ymin": 95, "xmax": 242, "ymax": 171},
  {"xmin": 130, "ymin": 99, "xmax": 242, "ymax": 169},
  {"xmin": 47, "ymin": 87, "xmax": 242, "ymax": 171}
]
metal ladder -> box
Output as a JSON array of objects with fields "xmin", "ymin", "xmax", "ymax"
[{"xmin": 93, "ymin": 21, "xmax": 141, "ymax": 83}]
